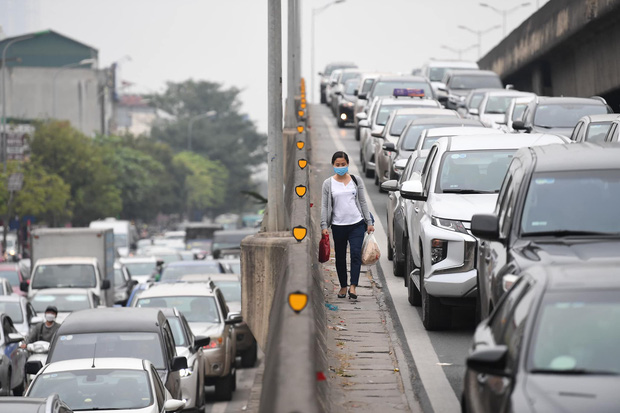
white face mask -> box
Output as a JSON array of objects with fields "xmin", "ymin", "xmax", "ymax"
[{"xmin": 45, "ymin": 313, "xmax": 56, "ymax": 322}]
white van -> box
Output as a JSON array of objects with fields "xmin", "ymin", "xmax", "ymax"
[{"xmin": 89, "ymin": 218, "xmax": 137, "ymax": 257}]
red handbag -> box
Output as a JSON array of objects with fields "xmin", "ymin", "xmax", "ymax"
[{"xmin": 319, "ymin": 233, "xmax": 330, "ymax": 263}]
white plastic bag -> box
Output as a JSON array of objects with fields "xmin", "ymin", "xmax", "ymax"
[{"xmin": 361, "ymin": 233, "xmax": 381, "ymax": 265}]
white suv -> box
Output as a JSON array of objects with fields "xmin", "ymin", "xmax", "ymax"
[{"xmin": 400, "ymin": 133, "xmax": 569, "ymax": 330}]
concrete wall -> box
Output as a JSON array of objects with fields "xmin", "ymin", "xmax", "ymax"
[
  {"xmin": 479, "ymin": 0, "xmax": 620, "ymax": 99},
  {"xmin": 3, "ymin": 66, "xmax": 109, "ymax": 135}
]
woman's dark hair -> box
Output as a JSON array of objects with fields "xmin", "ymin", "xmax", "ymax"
[{"xmin": 331, "ymin": 151, "xmax": 349, "ymax": 165}]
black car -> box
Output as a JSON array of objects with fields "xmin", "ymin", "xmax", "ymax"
[
  {"xmin": 513, "ymin": 96, "xmax": 612, "ymax": 137},
  {"xmin": 319, "ymin": 61, "xmax": 357, "ymax": 104},
  {"xmin": 471, "ymin": 142, "xmax": 620, "ymax": 319},
  {"xmin": 336, "ymin": 78, "xmax": 359, "ymax": 127},
  {"xmin": 44, "ymin": 307, "xmax": 188, "ymax": 400},
  {"xmin": 463, "ymin": 262, "xmax": 620, "ymax": 413}
]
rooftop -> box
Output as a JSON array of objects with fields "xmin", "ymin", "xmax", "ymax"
[
  {"xmin": 530, "ymin": 142, "xmax": 620, "ymax": 172},
  {"xmin": 57, "ymin": 307, "xmax": 165, "ymax": 334}
]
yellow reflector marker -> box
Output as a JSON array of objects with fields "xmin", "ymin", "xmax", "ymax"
[
  {"xmin": 289, "ymin": 291, "xmax": 308, "ymax": 313},
  {"xmin": 297, "ymin": 125, "xmax": 304, "ymax": 133},
  {"xmin": 295, "ymin": 185, "xmax": 307, "ymax": 197},
  {"xmin": 292, "ymin": 226, "xmax": 307, "ymax": 242},
  {"xmin": 298, "ymin": 159, "xmax": 308, "ymax": 169},
  {"xmin": 296, "ymin": 141, "xmax": 305, "ymax": 150},
  {"xmin": 301, "ymin": 102, "xmax": 307, "ymax": 109},
  {"xmin": 298, "ymin": 110, "xmax": 305, "ymax": 117}
]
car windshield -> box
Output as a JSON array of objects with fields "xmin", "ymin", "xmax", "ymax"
[
  {"xmin": 401, "ymin": 123, "xmax": 453, "ymax": 150},
  {"xmin": 390, "ymin": 114, "xmax": 452, "ymax": 137},
  {"xmin": 0, "ymin": 302, "xmax": 23, "ymax": 323},
  {"xmin": 469, "ymin": 93, "xmax": 485, "ymax": 109},
  {"xmin": 32, "ymin": 293, "xmax": 91, "ymax": 313},
  {"xmin": 521, "ymin": 170, "xmax": 620, "ymax": 235},
  {"xmin": 124, "ymin": 262, "xmax": 156, "ymax": 276},
  {"xmin": 29, "ymin": 369, "xmax": 153, "ymax": 411},
  {"xmin": 534, "ymin": 104, "xmax": 608, "ymax": 128},
  {"xmin": 361, "ymin": 78, "xmax": 375, "ymax": 94},
  {"xmin": 429, "ymin": 67, "xmax": 449, "ymax": 82},
  {"xmin": 340, "ymin": 72, "xmax": 359, "ymax": 84},
  {"xmin": 167, "ymin": 317, "xmax": 187, "ymax": 347},
  {"xmin": 344, "ymin": 79, "xmax": 359, "ymax": 95},
  {"xmin": 376, "ymin": 105, "xmax": 410, "ymax": 126},
  {"xmin": 137, "ymin": 295, "xmax": 220, "ymax": 324},
  {"xmin": 32, "ymin": 264, "xmax": 96, "ymax": 289},
  {"xmin": 585, "ymin": 122, "xmax": 612, "ymax": 142},
  {"xmin": 372, "ymin": 81, "xmax": 432, "ymax": 99},
  {"xmin": 0, "ymin": 270, "xmax": 19, "ymax": 286},
  {"xmin": 436, "ymin": 150, "xmax": 515, "ymax": 193},
  {"xmin": 212, "ymin": 281, "xmax": 241, "ymax": 303},
  {"xmin": 484, "ymin": 96, "xmax": 520, "ymax": 114},
  {"xmin": 529, "ymin": 291, "xmax": 620, "ymax": 375},
  {"xmin": 50, "ymin": 332, "xmax": 165, "ymax": 369},
  {"xmin": 449, "ymin": 75, "xmax": 502, "ymax": 90},
  {"xmin": 160, "ymin": 262, "xmax": 222, "ymax": 282},
  {"xmin": 114, "ymin": 234, "xmax": 128, "ymax": 249}
]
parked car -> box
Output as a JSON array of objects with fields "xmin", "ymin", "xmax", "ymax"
[
  {"xmin": 513, "ymin": 96, "xmax": 612, "ymax": 137},
  {"xmin": 603, "ymin": 117, "xmax": 620, "ymax": 142},
  {"xmin": 353, "ymin": 72, "xmax": 387, "ymax": 140},
  {"xmin": 569, "ymin": 113, "xmax": 620, "ymax": 142},
  {"xmin": 30, "ymin": 288, "xmax": 98, "ymax": 324},
  {"xmin": 440, "ymin": 70, "xmax": 503, "ymax": 109},
  {"xmin": 0, "ymin": 263, "xmax": 27, "ymax": 296},
  {"xmin": 133, "ymin": 282, "xmax": 242, "ymax": 401},
  {"xmin": 119, "ymin": 256, "xmax": 161, "ymax": 284},
  {"xmin": 463, "ymin": 262, "xmax": 620, "ymax": 413},
  {"xmin": 419, "ymin": 60, "xmax": 479, "ymax": 96},
  {"xmin": 114, "ymin": 262, "xmax": 137, "ymax": 305},
  {"xmin": 159, "ymin": 260, "xmax": 226, "ymax": 283},
  {"xmin": 45, "ymin": 307, "xmax": 188, "ymax": 400},
  {"xmin": 458, "ymin": 88, "xmax": 506, "ymax": 118},
  {"xmin": 162, "ymin": 307, "xmax": 210, "ymax": 410},
  {"xmin": 475, "ymin": 90, "xmax": 535, "ymax": 129},
  {"xmin": 503, "ymin": 95, "xmax": 536, "ymax": 133},
  {"xmin": 329, "ymin": 68, "xmax": 361, "ymax": 117},
  {"xmin": 0, "ymin": 295, "xmax": 38, "ymax": 337},
  {"xmin": 26, "ymin": 357, "xmax": 185, "ymax": 412},
  {"xmin": 319, "ymin": 61, "xmax": 357, "ymax": 104},
  {"xmin": 400, "ymin": 133, "xmax": 569, "ymax": 329},
  {"xmin": 0, "ymin": 313, "xmax": 28, "ymax": 395},
  {"xmin": 0, "ymin": 278, "xmax": 13, "ymax": 296},
  {"xmin": 472, "ymin": 142, "xmax": 620, "ymax": 319},
  {"xmin": 335, "ymin": 78, "xmax": 360, "ymax": 127}
]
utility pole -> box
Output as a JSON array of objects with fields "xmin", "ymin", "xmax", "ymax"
[
  {"xmin": 266, "ymin": 0, "xmax": 285, "ymax": 232},
  {"xmin": 285, "ymin": 0, "xmax": 298, "ymax": 128}
]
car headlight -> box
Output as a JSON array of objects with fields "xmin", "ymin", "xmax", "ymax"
[
  {"xmin": 430, "ymin": 239, "xmax": 448, "ymax": 265},
  {"xmin": 204, "ymin": 336, "xmax": 223, "ymax": 349},
  {"xmin": 431, "ymin": 217, "xmax": 468, "ymax": 234}
]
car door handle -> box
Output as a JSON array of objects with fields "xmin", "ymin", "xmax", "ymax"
[
  {"xmin": 414, "ymin": 207, "xmax": 420, "ymax": 213},
  {"xmin": 484, "ymin": 251, "xmax": 493, "ymax": 262}
]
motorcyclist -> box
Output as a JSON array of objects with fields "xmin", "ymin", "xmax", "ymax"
[{"xmin": 25, "ymin": 306, "xmax": 61, "ymax": 344}]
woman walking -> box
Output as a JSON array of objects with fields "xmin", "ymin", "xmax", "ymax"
[{"xmin": 321, "ymin": 151, "xmax": 374, "ymax": 299}]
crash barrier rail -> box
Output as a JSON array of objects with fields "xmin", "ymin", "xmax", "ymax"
[{"xmin": 241, "ymin": 82, "xmax": 328, "ymax": 412}]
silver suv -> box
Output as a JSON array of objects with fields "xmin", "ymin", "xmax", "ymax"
[{"xmin": 133, "ymin": 281, "xmax": 242, "ymax": 401}]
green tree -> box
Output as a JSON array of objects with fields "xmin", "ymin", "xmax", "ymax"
[
  {"xmin": 30, "ymin": 121, "xmax": 121, "ymax": 226},
  {"xmin": 172, "ymin": 151, "xmax": 229, "ymax": 219},
  {"xmin": 148, "ymin": 80, "xmax": 266, "ymax": 215}
]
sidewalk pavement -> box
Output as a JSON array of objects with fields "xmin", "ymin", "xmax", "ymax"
[{"xmin": 322, "ymin": 251, "xmax": 411, "ymax": 412}]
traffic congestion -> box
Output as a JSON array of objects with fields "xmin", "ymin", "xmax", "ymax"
[
  {"xmin": 318, "ymin": 60, "xmax": 620, "ymax": 412},
  {"xmin": 0, "ymin": 217, "xmax": 258, "ymax": 412}
]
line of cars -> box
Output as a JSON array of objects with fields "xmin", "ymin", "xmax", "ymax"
[
  {"xmin": 0, "ymin": 222, "xmax": 257, "ymax": 411},
  {"xmin": 320, "ymin": 59, "xmax": 620, "ymax": 412}
]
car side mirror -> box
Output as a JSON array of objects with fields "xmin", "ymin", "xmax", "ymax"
[
  {"xmin": 26, "ymin": 360, "xmax": 43, "ymax": 375},
  {"xmin": 163, "ymin": 399, "xmax": 186, "ymax": 412},
  {"xmin": 20, "ymin": 281, "xmax": 28, "ymax": 293},
  {"xmin": 7, "ymin": 333, "xmax": 23, "ymax": 344},
  {"xmin": 225, "ymin": 312, "xmax": 243, "ymax": 325},
  {"xmin": 353, "ymin": 89, "xmax": 358, "ymax": 96},
  {"xmin": 382, "ymin": 142, "xmax": 395, "ymax": 151},
  {"xmin": 471, "ymin": 214, "xmax": 501, "ymax": 241},
  {"xmin": 101, "ymin": 279, "xmax": 111, "ymax": 290},
  {"xmin": 380, "ymin": 180, "xmax": 399, "ymax": 192},
  {"xmin": 355, "ymin": 112, "xmax": 368, "ymax": 121},
  {"xmin": 30, "ymin": 316, "xmax": 43, "ymax": 325},
  {"xmin": 512, "ymin": 120, "xmax": 527, "ymax": 131},
  {"xmin": 194, "ymin": 336, "xmax": 211, "ymax": 350},
  {"xmin": 171, "ymin": 356, "xmax": 188, "ymax": 372},
  {"xmin": 318, "ymin": 72, "xmax": 323, "ymax": 76},
  {"xmin": 469, "ymin": 108, "xmax": 479, "ymax": 116},
  {"xmin": 358, "ymin": 93, "xmax": 367, "ymax": 100},
  {"xmin": 437, "ymin": 86, "xmax": 447, "ymax": 93},
  {"xmin": 358, "ymin": 120, "xmax": 369, "ymax": 129},
  {"xmin": 466, "ymin": 345, "xmax": 509, "ymax": 377},
  {"xmin": 335, "ymin": 90, "xmax": 342, "ymax": 96},
  {"xmin": 400, "ymin": 179, "xmax": 426, "ymax": 201}
]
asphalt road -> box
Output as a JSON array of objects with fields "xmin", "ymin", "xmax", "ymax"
[{"xmin": 311, "ymin": 104, "xmax": 475, "ymax": 413}]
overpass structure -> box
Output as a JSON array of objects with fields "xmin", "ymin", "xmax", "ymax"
[{"xmin": 479, "ymin": 0, "xmax": 620, "ymax": 109}]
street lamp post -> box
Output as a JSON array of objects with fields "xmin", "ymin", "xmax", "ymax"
[
  {"xmin": 441, "ymin": 44, "xmax": 478, "ymax": 60},
  {"xmin": 187, "ymin": 111, "xmax": 217, "ymax": 151},
  {"xmin": 52, "ymin": 58, "xmax": 96, "ymax": 118},
  {"xmin": 458, "ymin": 24, "xmax": 501, "ymax": 58},
  {"xmin": 311, "ymin": 0, "xmax": 346, "ymax": 103},
  {"xmin": 479, "ymin": 2, "xmax": 531, "ymax": 38}
]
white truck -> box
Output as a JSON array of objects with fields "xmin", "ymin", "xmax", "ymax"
[
  {"xmin": 24, "ymin": 228, "xmax": 116, "ymax": 306},
  {"xmin": 89, "ymin": 217, "xmax": 138, "ymax": 257}
]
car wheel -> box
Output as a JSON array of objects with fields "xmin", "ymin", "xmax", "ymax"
[
  {"xmin": 12, "ymin": 372, "xmax": 26, "ymax": 397},
  {"xmin": 365, "ymin": 166, "xmax": 374, "ymax": 179},
  {"xmin": 407, "ymin": 246, "xmax": 421, "ymax": 306},
  {"xmin": 421, "ymin": 259, "xmax": 451, "ymax": 330},
  {"xmin": 0, "ymin": 370, "xmax": 11, "ymax": 396},
  {"xmin": 355, "ymin": 126, "xmax": 360, "ymax": 141},
  {"xmin": 337, "ymin": 117, "xmax": 345, "ymax": 128},
  {"xmin": 320, "ymin": 93, "xmax": 326, "ymax": 104},
  {"xmin": 374, "ymin": 171, "xmax": 379, "ymax": 186},
  {"xmin": 232, "ymin": 368, "xmax": 237, "ymax": 392},
  {"xmin": 387, "ymin": 237, "xmax": 394, "ymax": 261},
  {"xmin": 214, "ymin": 372, "xmax": 234, "ymax": 401},
  {"xmin": 241, "ymin": 341, "xmax": 258, "ymax": 368}
]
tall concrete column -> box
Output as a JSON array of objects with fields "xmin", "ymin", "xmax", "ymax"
[
  {"xmin": 284, "ymin": 0, "xmax": 297, "ymax": 128},
  {"xmin": 267, "ymin": 0, "xmax": 286, "ymax": 232}
]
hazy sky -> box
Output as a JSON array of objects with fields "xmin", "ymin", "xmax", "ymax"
[{"xmin": 0, "ymin": 0, "xmax": 547, "ymax": 133}]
